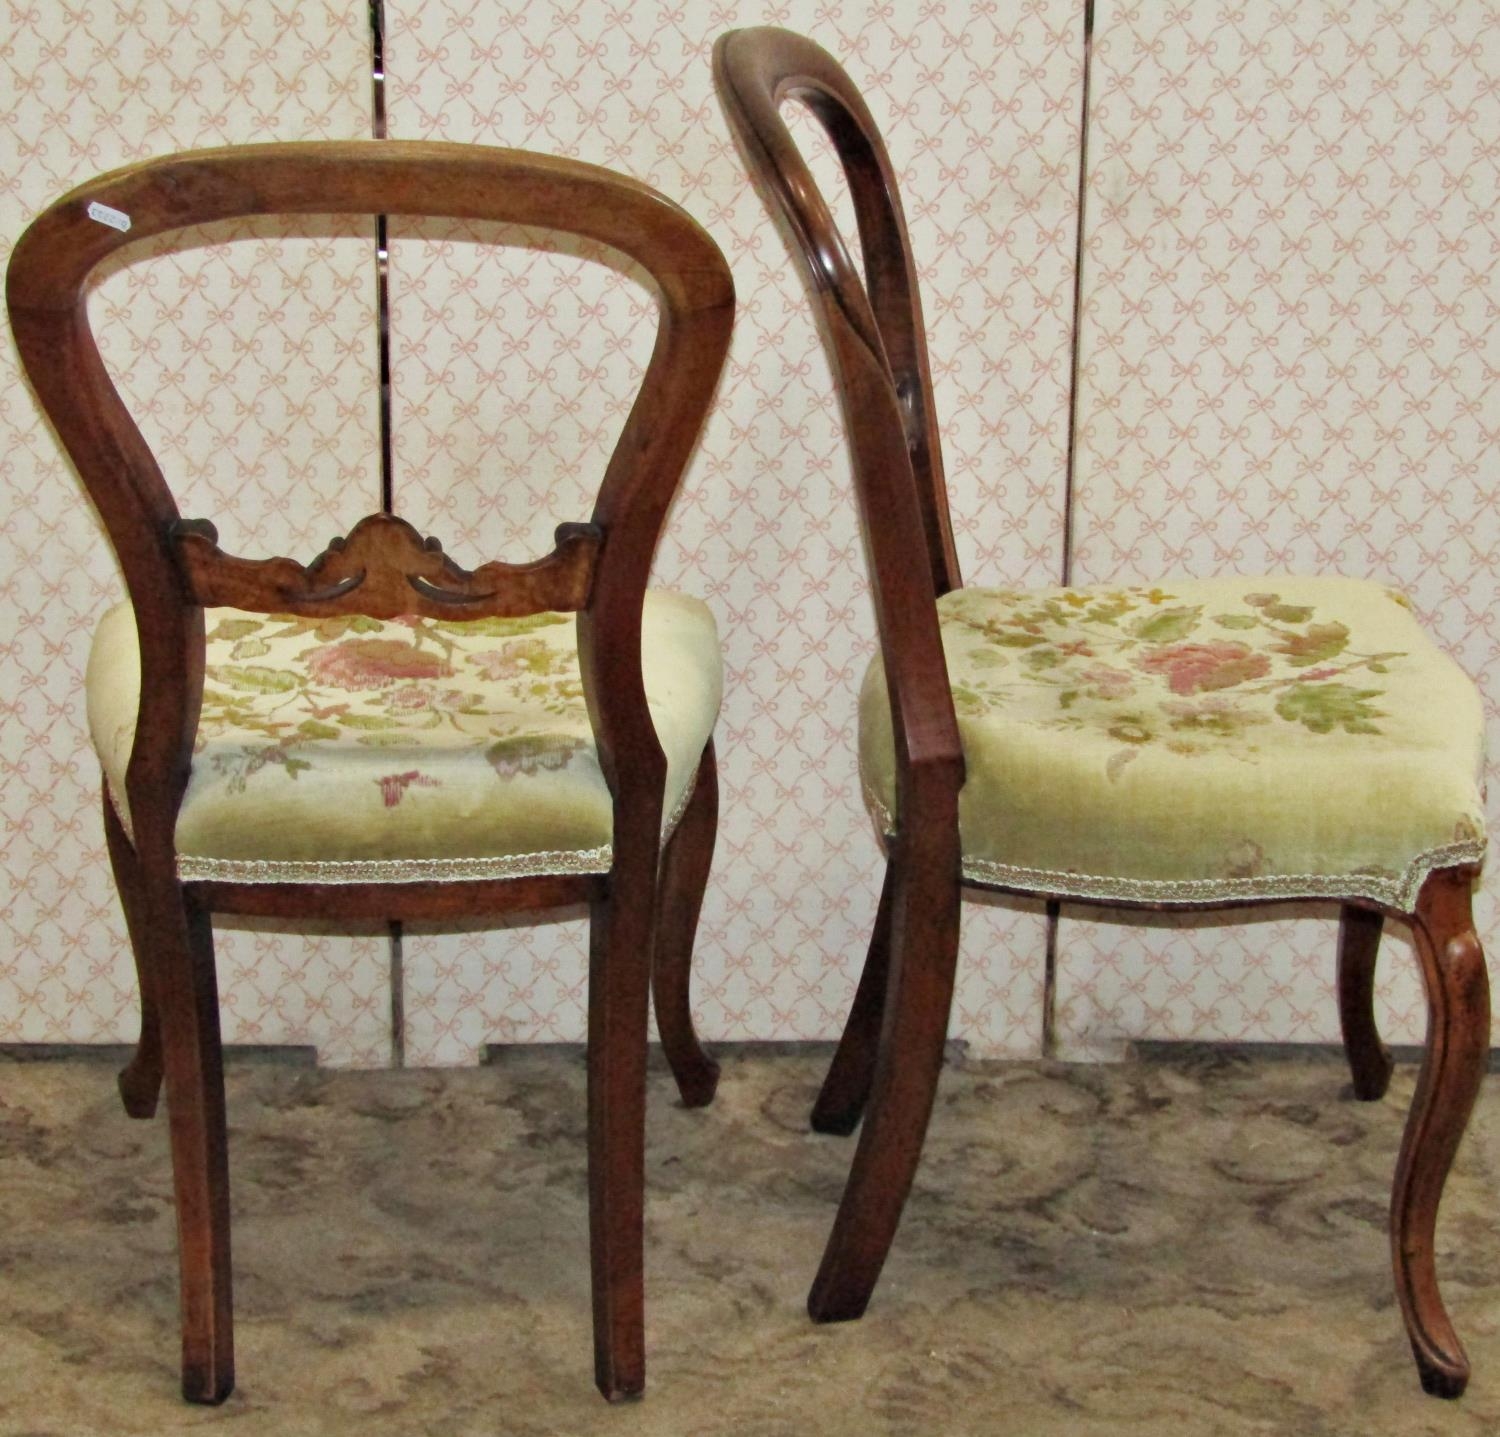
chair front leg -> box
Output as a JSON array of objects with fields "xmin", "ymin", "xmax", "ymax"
[
  {"xmin": 1392, "ymin": 867, "xmax": 1490, "ymax": 1398},
  {"xmin": 144, "ymin": 866, "xmax": 234, "ymax": 1404},
  {"xmin": 1337, "ymin": 904, "xmax": 1392, "ymax": 1101},
  {"xmin": 587, "ymin": 856, "xmax": 655, "ymax": 1401},
  {"xmin": 807, "ymin": 828, "xmax": 962, "ymax": 1322},
  {"xmin": 651, "ymin": 738, "xmax": 720, "ymax": 1108},
  {"xmin": 103, "ymin": 787, "xmax": 163, "ymax": 1119},
  {"xmin": 811, "ymin": 860, "xmax": 894, "ymax": 1135}
]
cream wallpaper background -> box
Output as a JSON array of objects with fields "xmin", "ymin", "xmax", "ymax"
[{"xmin": 0, "ymin": 1, "xmax": 1493, "ymax": 1064}]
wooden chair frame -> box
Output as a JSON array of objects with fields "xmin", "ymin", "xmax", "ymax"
[
  {"xmin": 713, "ymin": 26, "xmax": 1490, "ymax": 1398},
  {"xmin": 7, "ymin": 140, "xmax": 734, "ymax": 1404}
]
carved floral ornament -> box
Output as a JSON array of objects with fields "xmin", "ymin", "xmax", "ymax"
[{"xmin": 170, "ymin": 511, "xmax": 603, "ymax": 620}]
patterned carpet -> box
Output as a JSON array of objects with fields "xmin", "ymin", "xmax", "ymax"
[{"xmin": 1, "ymin": 1044, "xmax": 1496, "ymax": 1435}]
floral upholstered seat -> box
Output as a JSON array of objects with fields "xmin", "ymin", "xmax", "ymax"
[
  {"xmin": 87, "ymin": 592, "xmax": 722, "ymax": 882},
  {"xmin": 859, "ymin": 575, "xmax": 1486, "ymax": 908}
]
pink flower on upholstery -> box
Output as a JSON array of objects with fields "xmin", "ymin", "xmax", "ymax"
[
  {"xmin": 1138, "ymin": 641, "xmax": 1270, "ymax": 696},
  {"xmin": 473, "ymin": 648, "xmax": 526, "ymax": 681},
  {"xmin": 387, "ymin": 685, "xmax": 435, "ymax": 711},
  {"xmin": 375, "ymin": 770, "xmax": 441, "ymax": 808},
  {"xmin": 1078, "ymin": 663, "xmax": 1134, "ymax": 700},
  {"xmin": 307, "ymin": 638, "xmax": 451, "ymax": 691},
  {"xmin": 472, "ymin": 638, "xmax": 565, "ymax": 681},
  {"xmin": 385, "ymin": 685, "xmax": 468, "ymax": 714}
]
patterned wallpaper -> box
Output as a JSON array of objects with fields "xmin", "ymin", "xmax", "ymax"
[
  {"xmin": 1059, "ymin": 0, "xmax": 1500, "ymax": 1054},
  {"xmin": 2, "ymin": 2, "xmax": 1494, "ymax": 1065}
]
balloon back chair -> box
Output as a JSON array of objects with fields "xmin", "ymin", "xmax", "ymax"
[
  {"xmin": 7, "ymin": 141, "xmax": 733, "ymax": 1404},
  {"xmin": 714, "ymin": 26, "xmax": 1490, "ymax": 1397}
]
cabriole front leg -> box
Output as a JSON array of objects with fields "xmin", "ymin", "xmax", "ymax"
[
  {"xmin": 651, "ymin": 739, "xmax": 720, "ymax": 1108},
  {"xmin": 1392, "ymin": 868, "xmax": 1489, "ymax": 1398}
]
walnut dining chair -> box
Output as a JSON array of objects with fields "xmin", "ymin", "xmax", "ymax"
[
  {"xmin": 714, "ymin": 26, "xmax": 1490, "ymax": 1398},
  {"xmin": 7, "ymin": 140, "xmax": 734, "ymax": 1405}
]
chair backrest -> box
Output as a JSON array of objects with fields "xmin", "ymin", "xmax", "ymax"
[
  {"xmin": 714, "ymin": 29, "xmax": 963, "ymax": 825},
  {"xmin": 7, "ymin": 141, "xmax": 734, "ymax": 837}
]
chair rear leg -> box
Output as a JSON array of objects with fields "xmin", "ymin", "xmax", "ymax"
[
  {"xmin": 1338, "ymin": 905, "xmax": 1393, "ymax": 1101},
  {"xmin": 147, "ymin": 874, "xmax": 234, "ymax": 1403},
  {"xmin": 103, "ymin": 787, "xmax": 163, "ymax": 1119},
  {"xmin": 652, "ymin": 739, "xmax": 720, "ymax": 1107},
  {"xmin": 811, "ymin": 861, "xmax": 894, "ymax": 1135},
  {"xmin": 807, "ymin": 834, "xmax": 961, "ymax": 1322},
  {"xmin": 587, "ymin": 875, "xmax": 654, "ymax": 1401},
  {"xmin": 1392, "ymin": 868, "xmax": 1489, "ymax": 1398}
]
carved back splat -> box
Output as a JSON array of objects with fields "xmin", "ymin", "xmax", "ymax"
[{"xmin": 172, "ymin": 514, "xmax": 603, "ymax": 620}]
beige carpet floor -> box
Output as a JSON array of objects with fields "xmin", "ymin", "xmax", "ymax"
[{"xmin": 1, "ymin": 1043, "xmax": 1497, "ymax": 1436}]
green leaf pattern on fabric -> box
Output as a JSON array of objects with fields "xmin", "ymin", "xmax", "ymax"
[
  {"xmin": 940, "ymin": 587, "xmax": 1408, "ymax": 777},
  {"xmin": 1274, "ymin": 683, "xmax": 1385, "ymax": 735}
]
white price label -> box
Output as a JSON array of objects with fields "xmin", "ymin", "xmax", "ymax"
[{"xmin": 86, "ymin": 201, "xmax": 131, "ymax": 232}]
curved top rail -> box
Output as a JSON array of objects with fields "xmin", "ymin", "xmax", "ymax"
[
  {"xmin": 715, "ymin": 28, "xmax": 962, "ymax": 798},
  {"xmin": 714, "ymin": 27, "xmax": 959, "ymax": 596},
  {"xmin": 8, "ymin": 140, "xmax": 732, "ymax": 319}
]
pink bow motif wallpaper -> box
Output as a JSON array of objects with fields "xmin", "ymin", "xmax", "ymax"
[{"xmin": 0, "ymin": 0, "xmax": 1493, "ymax": 1065}]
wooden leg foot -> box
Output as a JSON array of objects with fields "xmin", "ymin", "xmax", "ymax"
[
  {"xmin": 1415, "ymin": 1354, "xmax": 1468, "ymax": 1401},
  {"xmin": 181, "ymin": 1365, "xmax": 236, "ymax": 1405},
  {"xmin": 118, "ymin": 1050, "xmax": 163, "ymax": 1120}
]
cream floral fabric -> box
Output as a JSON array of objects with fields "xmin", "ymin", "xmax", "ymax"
[
  {"xmin": 860, "ymin": 576, "xmax": 1487, "ymax": 908},
  {"xmin": 87, "ymin": 594, "xmax": 722, "ymax": 882}
]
